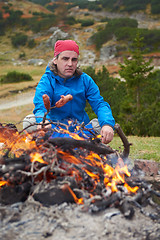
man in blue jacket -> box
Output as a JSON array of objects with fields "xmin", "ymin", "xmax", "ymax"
[{"xmin": 25, "ymin": 40, "xmax": 115, "ymax": 144}]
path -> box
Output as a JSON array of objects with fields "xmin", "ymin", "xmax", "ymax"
[{"xmin": 0, "ymin": 91, "xmax": 35, "ymax": 110}]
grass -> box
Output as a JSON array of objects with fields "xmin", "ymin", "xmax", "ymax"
[
  {"xmin": 0, "ymin": 65, "xmax": 46, "ymax": 98},
  {"xmin": 0, "ymin": 104, "xmax": 34, "ymax": 130},
  {"xmin": 0, "ymin": 65, "xmax": 45, "ymax": 80},
  {"xmin": 110, "ymin": 135, "xmax": 160, "ymax": 162}
]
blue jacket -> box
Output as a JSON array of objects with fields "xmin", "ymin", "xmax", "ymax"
[{"xmin": 33, "ymin": 66, "xmax": 115, "ymax": 128}]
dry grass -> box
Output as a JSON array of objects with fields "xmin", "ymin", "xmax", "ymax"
[
  {"xmin": 0, "ymin": 65, "xmax": 45, "ymax": 97},
  {"xmin": 0, "ymin": 103, "xmax": 34, "ymax": 130}
]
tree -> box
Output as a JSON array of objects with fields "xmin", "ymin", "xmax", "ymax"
[
  {"xmin": 119, "ymin": 33, "xmax": 154, "ymax": 112},
  {"xmin": 118, "ymin": 32, "xmax": 160, "ymax": 136}
]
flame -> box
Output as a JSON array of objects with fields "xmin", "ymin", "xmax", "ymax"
[
  {"xmin": 58, "ymin": 126, "xmax": 84, "ymax": 140},
  {"xmin": 0, "ymin": 130, "xmax": 38, "ymax": 158},
  {"xmin": 58, "ymin": 150, "xmax": 84, "ymax": 165},
  {"xmin": 63, "ymin": 184, "xmax": 84, "ymax": 204},
  {"xmin": 0, "ymin": 124, "xmax": 139, "ymax": 202},
  {"xmin": 124, "ymin": 183, "xmax": 139, "ymax": 193},
  {"xmin": 30, "ymin": 152, "xmax": 47, "ymax": 164},
  {"xmin": 103, "ymin": 158, "xmax": 136, "ymax": 193},
  {"xmin": 0, "ymin": 179, "xmax": 8, "ymax": 187},
  {"xmin": 68, "ymin": 120, "xmax": 72, "ymax": 125}
]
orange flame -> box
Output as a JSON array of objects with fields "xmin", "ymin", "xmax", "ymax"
[
  {"xmin": 58, "ymin": 126, "xmax": 84, "ymax": 140},
  {"xmin": 63, "ymin": 184, "xmax": 84, "ymax": 204},
  {"xmin": 30, "ymin": 152, "xmax": 47, "ymax": 164},
  {"xmin": 0, "ymin": 178, "xmax": 9, "ymax": 188}
]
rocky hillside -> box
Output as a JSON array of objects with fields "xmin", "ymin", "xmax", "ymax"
[{"xmin": 1, "ymin": 0, "xmax": 160, "ymax": 75}]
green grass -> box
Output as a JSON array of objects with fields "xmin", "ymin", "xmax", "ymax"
[{"xmin": 110, "ymin": 135, "xmax": 160, "ymax": 162}]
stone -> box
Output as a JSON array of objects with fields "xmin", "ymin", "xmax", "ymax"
[{"xmin": 134, "ymin": 159, "xmax": 159, "ymax": 176}]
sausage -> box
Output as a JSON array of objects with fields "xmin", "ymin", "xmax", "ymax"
[{"xmin": 55, "ymin": 94, "xmax": 73, "ymax": 108}]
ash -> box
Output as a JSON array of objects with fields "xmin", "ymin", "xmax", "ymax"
[{"xmin": 0, "ymin": 197, "xmax": 160, "ymax": 240}]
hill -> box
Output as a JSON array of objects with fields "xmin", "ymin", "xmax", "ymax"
[
  {"xmin": 0, "ymin": 0, "xmax": 160, "ymax": 71},
  {"xmin": 0, "ymin": 0, "xmax": 160, "ymax": 130}
]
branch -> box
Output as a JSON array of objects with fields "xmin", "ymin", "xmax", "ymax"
[
  {"xmin": 114, "ymin": 123, "xmax": 132, "ymax": 159},
  {"xmin": 48, "ymin": 137, "xmax": 115, "ymax": 155}
]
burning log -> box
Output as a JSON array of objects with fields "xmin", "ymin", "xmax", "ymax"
[
  {"xmin": 48, "ymin": 137, "xmax": 115, "ymax": 155},
  {"xmin": 89, "ymin": 192, "xmax": 121, "ymax": 213},
  {"xmin": 33, "ymin": 184, "xmax": 75, "ymax": 206}
]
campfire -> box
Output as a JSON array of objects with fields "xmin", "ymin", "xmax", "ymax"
[
  {"xmin": 0, "ymin": 120, "xmax": 160, "ymax": 240},
  {"xmin": 0, "ymin": 120, "xmax": 159, "ymax": 219}
]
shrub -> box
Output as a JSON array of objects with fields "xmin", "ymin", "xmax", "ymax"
[
  {"xmin": 81, "ymin": 19, "xmax": 94, "ymax": 27},
  {"xmin": 0, "ymin": 71, "xmax": 33, "ymax": 84},
  {"xmin": 27, "ymin": 14, "xmax": 56, "ymax": 33},
  {"xmin": 19, "ymin": 52, "xmax": 26, "ymax": 59},
  {"xmin": 0, "ymin": 11, "xmax": 3, "ymax": 20},
  {"xmin": 11, "ymin": 33, "xmax": 28, "ymax": 48},
  {"xmin": 65, "ymin": 16, "xmax": 77, "ymax": 25},
  {"xmin": 28, "ymin": 39, "xmax": 36, "ymax": 48}
]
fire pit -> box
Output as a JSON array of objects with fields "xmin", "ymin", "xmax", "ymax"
[{"xmin": 0, "ymin": 122, "xmax": 159, "ymax": 240}]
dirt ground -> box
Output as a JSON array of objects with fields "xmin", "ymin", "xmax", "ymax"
[{"xmin": 0, "ymin": 90, "xmax": 35, "ymax": 110}]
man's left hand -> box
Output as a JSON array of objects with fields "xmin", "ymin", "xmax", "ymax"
[{"xmin": 100, "ymin": 125, "xmax": 114, "ymax": 144}]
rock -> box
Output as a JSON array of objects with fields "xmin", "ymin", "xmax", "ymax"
[
  {"xmin": 27, "ymin": 59, "xmax": 45, "ymax": 66},
  {"xmin": 100, "ymin": 44, "xmax": 117, "ymax": 61},
  {"xmin": 47, "ymin": 27, "xmax": 59, "ymax": 34},
  {"xmin": 134, "ymin": 159, "xmax": 159, "ymax": 176},
  {"xmin": 45, "ymin": 29, "xmax": 69, "ymax": 48},
  {"xmin": 79, "ymin": 49, "xmax": 96, "ymax": 66}
]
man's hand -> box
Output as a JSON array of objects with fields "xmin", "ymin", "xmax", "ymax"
[
  {"xmin": 37, "ymin": 120, "xmax": 52, "ymax": 130},
  {"xmin": 100, "ymin": 125, "xmax": 114, "ymax": 144}
]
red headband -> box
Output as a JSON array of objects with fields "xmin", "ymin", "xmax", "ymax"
[{"xmin": 54, "ymin": 40, "xmax": 79, "ymax": 57}]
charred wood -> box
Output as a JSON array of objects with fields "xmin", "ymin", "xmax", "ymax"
[
  {"xmin": 0, "ymin": 182, "xmax": 32, "ymax": 205},
  {"xmin": 89, "ymin": 192, "xmax": 121, "ymax": 213},
  {"xmin": 49, "ymin": 137, "xmax": 115, "ymax": 155},
  {"xmin": 119, "ymin": 200, "xmax": 135, "ymax": 219},
  {"xmin": 33, "ymin": 186, "xmax": 75, "ymax": 206}
]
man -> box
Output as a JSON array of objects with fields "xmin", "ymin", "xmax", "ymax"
[{"xmin": 25, "ymin": 40, "xmax": 115, "ymax": 144}]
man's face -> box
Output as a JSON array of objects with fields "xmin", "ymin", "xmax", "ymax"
[{"xmin": 53, "ymin": 50, "xmax": 78, "ymax": 78}]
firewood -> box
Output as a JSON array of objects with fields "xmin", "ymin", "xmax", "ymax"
[
  {"xmin": 114, "ymin": 123, "xmax": 132, "ymax": 158},
  {"xmin": 48, "ymin": 137, "xmax": 115, "ymax": 155}
]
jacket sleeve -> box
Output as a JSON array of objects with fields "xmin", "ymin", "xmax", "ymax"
[
  {"xmin": 33, "ymin": 73, "xmax": 54, "ymax": 123},
  {"xmin": 84, "ymin": 74, "xmax": 115, "ymax": 128}
]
